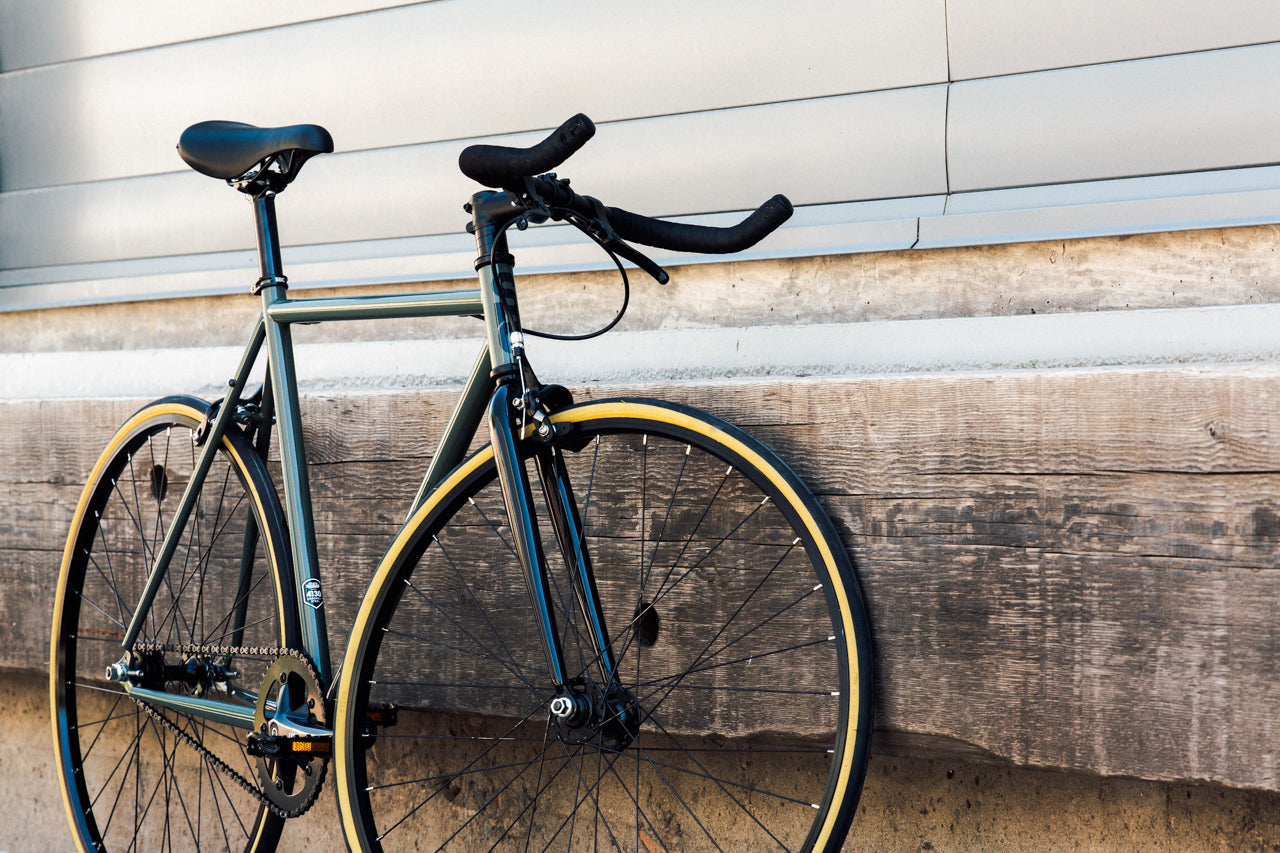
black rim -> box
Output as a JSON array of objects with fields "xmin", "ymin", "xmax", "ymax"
[{"xmin": 346, "ymin": 405, "xmax": 869, "ymax": 851}]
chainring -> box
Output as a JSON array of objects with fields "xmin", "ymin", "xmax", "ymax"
[{"xmin": 252, "ymin": 654, "xmax": 329, "ymax": 816}]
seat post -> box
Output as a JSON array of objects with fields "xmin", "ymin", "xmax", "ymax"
[{"xmin": 252, "ymin": 193, "xmax": 287, "ymax": 297}]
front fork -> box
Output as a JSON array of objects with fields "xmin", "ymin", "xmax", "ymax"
[
  {"xmin": 486, "ymin": 381, "xmax": 620, "ymax": 698},
  {"xmin": 472, "ymin": 188, "xmax": 623, "ymax": 727}
]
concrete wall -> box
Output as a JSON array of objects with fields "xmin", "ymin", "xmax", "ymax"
[{"xmin": 5, "ymin": 669, "xmax": 1280, "ymax": 852}]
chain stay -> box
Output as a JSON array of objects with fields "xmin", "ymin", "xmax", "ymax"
[{"xmin": 129, "ymin": 642, "xmax": 325, "ymax": 819}]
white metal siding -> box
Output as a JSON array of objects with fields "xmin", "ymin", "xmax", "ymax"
[
  {"xmin": 1, "ymin": 0, "xmax": 1278, "ymax": 310},
  {"xmin": 948, "ymin": 44, "xmax": 1280, "ymax": 192},
  {"xmin": 947, "ymin": 0, "xmax": 1280, "ymax": 79},
  {"xmin": 0, "ymin": 1, "xmax": 418, "ymax": 70}
]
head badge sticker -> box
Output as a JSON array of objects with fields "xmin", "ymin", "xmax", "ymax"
[{"xmin": 303, "ymin": 578, "xmax": 324, "ymax": 610}]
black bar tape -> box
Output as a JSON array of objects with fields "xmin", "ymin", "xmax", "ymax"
[
  {"xmin": 606, "ymin": 195, "xmax": 794, "ymax": 254},
  {"xmin": 459, "ymin": 114, "xmax": 596, "ymax": 187}
]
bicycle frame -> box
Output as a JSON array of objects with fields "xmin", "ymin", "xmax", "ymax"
[{"xmin": 118, "ymin": 190, "xmax": 613, "ymax": 731}]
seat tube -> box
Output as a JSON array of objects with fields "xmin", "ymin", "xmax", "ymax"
[{"xmin": 253, "ymin": 194, "xmax": 332, "ymax": 684}]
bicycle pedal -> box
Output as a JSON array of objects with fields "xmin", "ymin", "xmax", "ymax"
[{"xmin": 246, "ymin": 730, "xmax": 332, "ymax": 758}]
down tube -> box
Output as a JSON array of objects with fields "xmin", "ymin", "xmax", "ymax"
[{"xmin": 407, "ymin": 346, "xmax": 492, "ymax": 517}]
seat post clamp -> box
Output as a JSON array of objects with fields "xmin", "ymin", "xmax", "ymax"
[{"xmin": 253, "ymin": 274, "xmax": 288, "ymax": 295}]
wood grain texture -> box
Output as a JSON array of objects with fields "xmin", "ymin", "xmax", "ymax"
[{"xmin": 7, "ymin": 365, "xmax": 1280, "ymax": 789}]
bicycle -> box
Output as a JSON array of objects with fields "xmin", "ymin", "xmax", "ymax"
[{"xmin": 50, "ymin": 114, "xmax": 874, "ymax": 852}]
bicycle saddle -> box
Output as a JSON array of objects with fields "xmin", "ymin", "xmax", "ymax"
[{"xmin": 178, "ymin": 120, "xmax": 333, "ymax": 187}]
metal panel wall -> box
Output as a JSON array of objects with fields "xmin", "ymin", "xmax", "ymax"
[
  {"xmin": 947, "ymin": 44, "xmax": 1280, "ymax": 192},
  {"xmin": 947, "ymin": 0, "xmax": 1280, "ymax": 79},
  {"xmin": 0, "ymin": 0, "xmax": 419, "ymax": 70},
  {"xmin": 2, "ymin": 0, "xmax": 1280, "ymax": 310},
  {"xmin": 0, "ymin": 88, "xmax": 948, "ymax": 269},
  {"xmin": 0, "ymin": 0, "xmax": 947, "ymax": 191}
]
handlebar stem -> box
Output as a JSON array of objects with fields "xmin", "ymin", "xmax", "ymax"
[
  {"xmin": 469, "ymin": 191, "xmax": 527, "ymax": 378},
  {"xmin": 468, "ymin": 190, "xmax": 524, "ymax": 268},
  {"xmin": 470, "ymin": 188, "xmax": 579, "ymax": 695}
]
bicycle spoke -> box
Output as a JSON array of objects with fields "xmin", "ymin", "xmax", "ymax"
[
  {"xmin": 143, "ymin": 718, "xmax": 201, "ymax": 849},
  {"xmin": 638, "ymin": 442, "xmax": 691, "ymax": 593},
  {"xmin": 86, "ymin": 548, "xmax": 131, "ymax": 631},
  {"xmin": 407, "ymin": 539, "xmax": 540, "ymax": 696},
  {"xmin": 72, "ymin": 693, "xmax": 137, "ymax": 770},
  {"xmin": 90, "ymin": 710, "xmax": 148, "ymax": 816},
  {"xmin": 534, "ymin": 745, "xmax": 624, "ymax": 853},
  {"xmin": 369, "ymin": 702, "xmax": 557, "ymax": 844},
  {"xmin": 381, "ymin": 624, "xmax": 545, "ymax": 681},
  {"xmin": 435, "ymin": 736, "xmax": 573, "ymax": 851}
]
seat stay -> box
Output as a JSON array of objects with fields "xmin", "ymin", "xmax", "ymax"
[{"xmin": 120, "ymin": 317, "xmax": 267, "ymax": 652}]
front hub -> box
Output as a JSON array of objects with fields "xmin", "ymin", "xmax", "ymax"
[{"xmin": 550, "ymin": 677, "xmax": 640, "ymax": 752}]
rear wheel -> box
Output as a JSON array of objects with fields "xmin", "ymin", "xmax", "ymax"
[
  {"xmin": 337, "ymin": 398, "xmax": 873, "ymax": 852},
  {"xmin": 51, "ymin": 397, "xmax": 295, "ymax": 852}
]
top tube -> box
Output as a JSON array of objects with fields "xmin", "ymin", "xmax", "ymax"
[{"xmin": 265, "ymin": 288, "xmax": 483, "ymax": 325}]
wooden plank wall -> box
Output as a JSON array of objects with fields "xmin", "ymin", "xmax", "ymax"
[{"xmin": 8, "ymin": 360, "xmax": 1280, "ymax": 791}]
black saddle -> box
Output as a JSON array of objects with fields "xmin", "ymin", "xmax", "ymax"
[{"xmin": 178, "ymin": 120, "xmax": 333, "ymax": 192}]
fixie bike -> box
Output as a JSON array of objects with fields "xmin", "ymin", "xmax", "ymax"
[{"xmin": 51, "ymin": 114, "xmax": 874, "ymax": 852}]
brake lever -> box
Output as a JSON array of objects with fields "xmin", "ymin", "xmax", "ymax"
[
  {"xmin": 518, "ymin": 174, "xmax": 557, "ymax": 224},
  {"xmin": 605, "ymin": 237, "xmax": 668, "ymax": 284},
  {"xmin": 582, "ymin": 195, "xmax": 669, "ymax": 285},
  {"xmin": 523, "ymin": 179, "xmax": 671, "ymax": 284}
]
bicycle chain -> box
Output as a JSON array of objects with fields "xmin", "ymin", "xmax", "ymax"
[{"xmin": 129, "ymin": 642, "xmax": 327, "ymax": 819}]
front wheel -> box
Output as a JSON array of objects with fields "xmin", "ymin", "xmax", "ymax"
[{"xmin": 336, "ymin": 398, "xmax": 873, "ymax": 852}]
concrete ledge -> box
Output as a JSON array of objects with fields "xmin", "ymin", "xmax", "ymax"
[{"xmin": 6, "ymin": 302, "xmax": 1280, "ymax": 401}]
